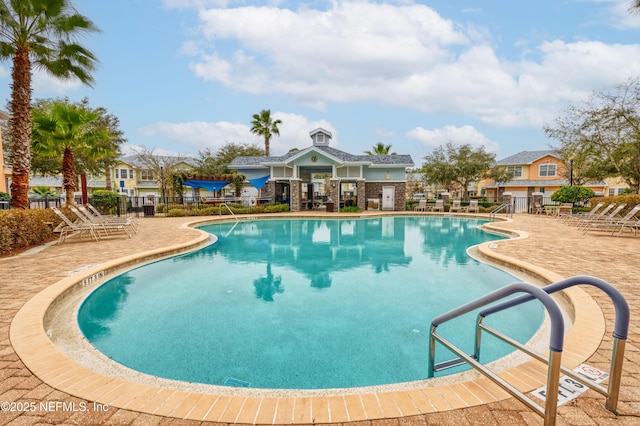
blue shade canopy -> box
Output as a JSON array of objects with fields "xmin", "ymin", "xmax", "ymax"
[
  {"xmin": 248, "ymin": 175, "xmax": 270, "ymax": 190},
  {"xmin": 184, "ymin": 180, "xmax": 230, "ymax": 192}
]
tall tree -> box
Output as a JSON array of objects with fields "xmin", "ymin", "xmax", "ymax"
[
  {"xmin": 250, "ymin": 109, "xmax": 281, "ymax": 156},
  {"xmin": 421, "ymin": 142, "xmax": 496, "ymax": 199},
  {"xmin": 364, "ymin": 142, "xmax": 396, "ymax": 155},
  {"xmin": 31, "ymin": 100, "xmax": 111, "ymax": 204},
  {"xmin": 132, "ymin": 147, "xmax": 189, "ymax": 198},
  {"xmin": 0, "ymin": 0, "xmax": 99, "ymax": 208},
  {"xmin": 544, "ymin": 78, "xmax": 640, "ymax": 193},
  {"xmin": 194, "ymin": 142, "xmax": 265, "ymax": 176}
]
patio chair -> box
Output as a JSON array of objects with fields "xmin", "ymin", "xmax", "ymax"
[
  {"xmin": 79, "ymin": 204, "xmax": 139, "ymax": 233},
  {"xmin": 449, "ymin": 199, "xmax": 462, "ymax": 213},
  {"xmin": 464, "ymin": 199, "xmax": 479, "ymax": 213},
  {"xmin": 556, "ymin": 203, "xmax": 573, "ymax": 220},
  {"xmin": 532, "ymin": 202, "xmax": 544, "ymax": 215},
  {"xmin": 413, "ymin": 199, "xmax": 427, "ymax": 212},
  {"xmin": 51, "ymin": 207, "xmax": 100, "ymax": 244},
  {"xmin": 69, "ymin": 206, "xmax": 132, "ymax": 239},
  {"xmin": 581, "ymin": 204, "xmax": 640, "ymax": 235},
  {"xmin": 433, "ymin": 199, "xmax": 445, "ymax": 212}
]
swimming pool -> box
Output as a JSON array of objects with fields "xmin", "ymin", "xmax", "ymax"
[{"xmin": 78, "ymin": 216, "xmax": 543, "ymax": 389}]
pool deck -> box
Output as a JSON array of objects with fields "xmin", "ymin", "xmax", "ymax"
[{"xmin": 1, "ymin": 212, "xmax": 639, "ymax": 425}]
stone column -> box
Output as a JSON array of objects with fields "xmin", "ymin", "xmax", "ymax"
[
  {"xmin": 290, "ymin": 179, "xmax": 302, "ymax": 212},
  {"xmin": 356, "ymin": 179, "xmax": 366, "ymax": 211},
  {"xmin": 531, "ymin": 192, "xmax": 543, "ymax": 214},
  {"xmin": 502, "ymin": 192, "xmax": 513, "ymax": 212},
  {"xmin": 329, "ymin": 179, "xmax": 340, "ymax": 206}
]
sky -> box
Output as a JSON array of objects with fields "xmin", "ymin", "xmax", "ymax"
[{"xmin": 2, "ymin": 0, "xmax": 640, "ymax": 168}]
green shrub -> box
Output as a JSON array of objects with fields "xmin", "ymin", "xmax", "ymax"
[
  {"xmin": 340, "ymin": 206, "xmax": 361, "ymax": 212},
  {"xmin": 0, "ymin": 209, "xmax": 59, "ymax": 256},
  {"xmin": 263, "ymin": 203, "xmax": 290, "ymax": 213},
  {"xmin": 167, "ymin": 208, "xmax": 186, "ymax": 217},
  {"xmin": 91, "ymin": 190, "xmax": 121, "ymax": 214},
  {"xmin": 0, "ymin": 191, "xmax": 9, "ymax": 200},
  {"xmin": 551, "ymin": 185, "xmax": 595, "ymax": 204}
]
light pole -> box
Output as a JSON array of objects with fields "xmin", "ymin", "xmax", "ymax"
[
  {"xmin": 569, "ymin": 158, "xmax": 574, "ymax": 186},
  {"xmin": 159, "ymin": 160, "xmax": 165, "ymax": 206}
]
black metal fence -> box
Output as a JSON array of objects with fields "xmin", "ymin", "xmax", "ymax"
[{"xmin": 2, "ymin": 195, "xmax": 583, "ymax": 216}]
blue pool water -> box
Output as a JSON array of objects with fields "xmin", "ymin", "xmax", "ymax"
[{"xmin": 78, "ymin": 216, "xmax": 543, "ymax": 389}]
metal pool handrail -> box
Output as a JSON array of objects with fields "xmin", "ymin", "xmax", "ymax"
[
  {"xmin": 476, "ymin": 275, "xmax": 629, "ymax": 414},
  {"xmin": 489, "ymin": 203, "xmax": 512, "ymax": 218},
  {"xmin": 428, "ymin": 282, "xmax": 565, "ymax": 426},
  {"xmin": 222, "ymin": 202, "xmax": 239, "ymax": 222}
]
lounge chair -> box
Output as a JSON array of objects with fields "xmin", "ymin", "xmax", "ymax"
[
  {"xmin": 576, "ymin": 203, "xmax": 626, "ymax": 233},
  {"xmin": 464, "ymin": 199, "xmax": 479, "ymax": 213},
  {"xmin": 79, "ymin": 204, "xmax": 139, "ymax": 233},
  {"xmin": 433, "ymin": 199, "xmax": 445, "ymax": 212},
  {"xmin": 567, "ymin": 203, "xmax": 616, "ymax": 226},
  {"xmin": 69, "ymin": 206, "xmax": 132, "ymax": 239},
  {"xmin": 52, "ymin": 207, "xmax": 100, "ymax": 244},
  {"xmin": 449, "ymin": 199, "xmax": 462, "ymax": 213},
  {"xmin": 561, "ymin": 201, "xmax": 605, "ymax": 224},
  {"xmin": 581, "ymin": 204, "xmax": 640, "ymax": 235},
  {"xmin": 414, "ymin": 199, "xmax": 427, "ymax": 212}
]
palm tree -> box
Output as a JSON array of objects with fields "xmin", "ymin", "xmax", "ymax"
[
  {"xmin": 31, "ymin": 100, "xmax": 111, "ymax": 205},
  {"xmin": 631, "ymin": 1, "xmax": 640, "ymax": 13},
  {"xmin": 0, "ymin": 0, "xmax": 100, "ymax": 208},
  {"xmin": 250, "ymin": 109, "xmax": 282, "ymax": 156},
  {"xmin": 364, "ymin": 142, "xmax": 396, "ymax": 155}
]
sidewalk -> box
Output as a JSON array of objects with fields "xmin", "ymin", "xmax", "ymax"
[{"xmin": 0, "ymin": 213, "xmax": 639, "ymax": 425}]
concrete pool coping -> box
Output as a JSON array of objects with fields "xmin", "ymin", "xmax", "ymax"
[{"xmin": 9, "ymin": 213, "xmax": 606, "ymax": 424}]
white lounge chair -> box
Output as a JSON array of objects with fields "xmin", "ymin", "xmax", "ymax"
[
  {"xmin": 414, "ymin": 199, "xmax": 427, "ymax": 212},
  {"xmin": 581, "ymin": 204, "xmax": 640, "ymax": 235},
  {"xmin": 449, "ymin": 199, "xmax": 462, "ymax": 213},
  {"xmin": 464, "ymin": 199, "xmax": 479, "ymax": 213},
  {"xmin": 52, "ymin": 207, "xmax": 100, "ymax": 244},
  {"xmin": 561, "ymin": 201, "xmax": 605, "ymax": 224},
  {"xmin": 433, "ymin": 199, "xmax": 445, "ymax": 212},
  {"xmin": 69, "ymin": 206, "xmax": 132, "ymax": 239},
  {"xmin": 79, "ymin": 204, "xmax": 138, "ymax": 233},
  {"xmin": 576, "ymin": 203, "xmax": 626, "ymax": 232}
]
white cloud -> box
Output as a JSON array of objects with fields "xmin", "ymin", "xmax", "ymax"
[
  {"xmin": 596, "ymin": 0, "xmax": 640, "ymax": 29},
  {"xmin": 135, "ymin": 112, "xmax": 337, "ymax": 156},
  {"xmin": 31, "ymin": 70, "xmax": 84, "ymax": 94},
  {"xmin": 407, "ymin": 125, "xmax": 500, "ymax": 153},
  {"xmin": 179, "ymin": 1, "xmax": 640, "ymax": 129}
]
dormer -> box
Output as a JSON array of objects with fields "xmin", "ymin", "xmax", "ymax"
[{"xmin": 310, "ymin": 128, "xmax": 332, "ymax": 147}]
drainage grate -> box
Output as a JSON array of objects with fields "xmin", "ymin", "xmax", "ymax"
[{"xmin": 224, "ymin": 377, "xmax": 251, "ymax": 387}]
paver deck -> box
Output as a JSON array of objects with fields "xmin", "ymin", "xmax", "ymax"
[{"xmin": 1, "ymin": 212, "xmax": 639, "ymax": 425}]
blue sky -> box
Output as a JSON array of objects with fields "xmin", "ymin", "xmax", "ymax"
[{"xmin": 2, "ymin": 0, "xmax": 640, "ymax": 167}]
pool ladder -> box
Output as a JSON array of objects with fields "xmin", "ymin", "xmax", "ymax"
[{"xmin": 427, "ymin": 275, "xmax": 629, "ymax": 426}]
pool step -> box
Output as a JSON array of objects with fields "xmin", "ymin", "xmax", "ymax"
[{"xmin": 433, "ymin": 354, "xmax": 477, "ymax": 372}]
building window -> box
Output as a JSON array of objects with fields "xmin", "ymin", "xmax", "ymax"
[
  {"xmin": 506, "ymin": 166, "xmax": 523, "ymax": 178},
  {"xmin": 539, "ymin": 164, "xmax": 556, "ymax": 177},
  {"xmin": 140, "ymin": 170, "xmax": 154, "ymax": 181},
  {"xmin": 609, "ymin": 188, "xmax": 616, "ymax": 196},
  {"xmin": 116, "ymin": 168, "xmax": 133, "ymax": 179}
]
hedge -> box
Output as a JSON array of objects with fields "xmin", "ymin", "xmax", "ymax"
[{"xmin": 0, "ymin": 209, "xmax": 60, "ymax": 256}]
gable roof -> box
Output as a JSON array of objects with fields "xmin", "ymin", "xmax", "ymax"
[
  {"xmin": 229, "ymin": 145, "xmax": 414, "ymax": 168},
  {"xmin": 496, "ymin": 150, "xmax": 559, "ymax": 166}
]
